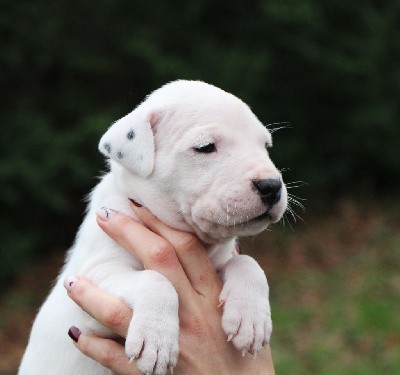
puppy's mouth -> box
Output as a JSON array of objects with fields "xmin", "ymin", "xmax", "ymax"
[
  {"xmin": 212, "ymin": 208, "xmax": 273, "ymax": 228},
  {"xmin": 190, "ymin": 206, "xmax": 283, "ymax": 242},
  {"xmin": 219, "ymin": 207, "xmax": 282, "ymax": 228},
  {"xmin": 252, "ymin": 209, "xmax": 272, "ymax": 222}
]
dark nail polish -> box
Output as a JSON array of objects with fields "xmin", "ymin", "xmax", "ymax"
[
  {"xmin": 68, "ymin": 326, "xmax": 81, "ymax": 342},
  {"xmin": 128, "ymin": 198, "xmax": 142, "ymax": 207}
]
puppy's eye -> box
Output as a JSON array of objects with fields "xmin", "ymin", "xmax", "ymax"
[{"xmin": 193, "ymin": 143, "xmax": 216, "ymax": 153}]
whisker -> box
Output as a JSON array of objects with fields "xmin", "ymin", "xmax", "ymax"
[
  {"xmin": 288, "ymin": 196, "xmax": 306, "ymax": 211},
  {"xmin": 281, "ymin": 213, "xmax": 287, "ymax": 229},
  {"xmin": 287, "ymin": 192, "xmax": 306, "ymax": 200},
  {"xmin": 265, "ymin": 121, "xmax": 291, "ymax": 128},
  {"xmin": 288, "ymin": 205, "xmax": 306, "ymax": 224},
  {"xmin": 269, "ymin": 125, "xmax": 292, "ymax": 134},
  {"xmin": 287, "ymin": 186, "xmax": 305, "ymax": 191},
  {"xmin": 286, "ymin": 181, "xmax": 308, "ymax": 187},
  {"xmin": 286, "ymin": 205, "xmax": 297, "ymax": 223},
  {"xmin": 283, "ymin": 211, "xmax": 294, "ymax": 232}
]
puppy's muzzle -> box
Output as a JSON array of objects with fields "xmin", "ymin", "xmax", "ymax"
[{"xmin": 252, "ymin": 178, "xmax": 282, "ymax": 207}]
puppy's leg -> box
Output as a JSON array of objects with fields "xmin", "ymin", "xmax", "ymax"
[
  {"xmin": 218, "ymin": 255, "xmax": 272, "ymax": 356},
  {"xmin": 97, "ymin": 269, "xmax": 179, "ymax": 375}
]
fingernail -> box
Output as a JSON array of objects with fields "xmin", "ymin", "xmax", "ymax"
[
  {"xmin": 68, "ymin": 326, "xmax": 81, "ymax": 342},
  {"xmin": 128, "ymin": 198, "xmax": 142, "ymax": 207},
  {"xmin": 96, "ymin": 207, "xmax": 118, "ymax": 221},
  {"xmin": 63, "ymin": 276, "xmax": 77, "ymax": 291}
]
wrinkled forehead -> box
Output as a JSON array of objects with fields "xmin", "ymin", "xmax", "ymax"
[{"xmin": 158, "ymin": 99, "xmax": 272, "ymax": 147}]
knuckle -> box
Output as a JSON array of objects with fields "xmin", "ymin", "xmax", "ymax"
[
  {"xmin": 182, "ymin": 314, "xmax": 208, "ymax": 338},
  {"xmin": 100, "ymin": 344, "xmax": 118, "ymax": 367},
  {"xmin": 116, "ymin": 215, "xmax": 135, "ymax": 235},
  {"xmin": 176, "ymin": 232, "xmax": 199, "ymax": 252},
  {"xmin": 148, "ymin": 240, "xmax": 176, "ymax": 267},
  {"xmin": 103, "ymin": 303, "xmax": 127, "ymax": 330}
]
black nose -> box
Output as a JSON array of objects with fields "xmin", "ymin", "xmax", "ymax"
[{"xmin": 252, "ymin": 178, "xmax": 282, "ymax": 206}]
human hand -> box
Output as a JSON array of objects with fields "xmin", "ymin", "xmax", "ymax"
[{"xmin": 64, "ymin": 202, "xmax": 275, "ymax": 374}]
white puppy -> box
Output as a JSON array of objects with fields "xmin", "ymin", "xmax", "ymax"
[{"xmin": 19, "ymin": 80, "xmax": 287, "ymax": 375}]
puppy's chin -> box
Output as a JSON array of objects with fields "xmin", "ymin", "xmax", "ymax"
[{"xmin": 190, "ymin": 215, "xmax": 274, "ymax": 244}]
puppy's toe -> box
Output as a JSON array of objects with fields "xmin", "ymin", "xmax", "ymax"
[
  {"xmin": 263, "ymin": 317, "xmax": 273, "ymax": 345},
  {"xmin": 221, "ymin": 306, "xmax": 241, "ymax": 340},
  {"xmin": 135, "ymin": 344, "xmax": 157, "ymax": 374},
  {"xmin": 231, "ymin": 319, "xmax": 253, "ymax": 354},
  {"xmin": 152, "ymin": 344, "xmax": 179, "ymax": 375},
  {"xmin": 125, "ymin": 332, "xmax": 144, "ymax": 361},
  {"xmin": 251, "ymin": 320, "xmax": 266, "ymax": 354},
  {"xmin": 133, "ymin": 340, "xmax": 178, "ymax": 375},
  {"xmin": 125, "ymin": 312, "xmax": 179, "ymax": 375}
]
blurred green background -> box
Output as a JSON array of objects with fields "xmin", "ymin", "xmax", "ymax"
[{"xmin": 1, "ymin": 0, "xmax": 399, "ymax": 373}]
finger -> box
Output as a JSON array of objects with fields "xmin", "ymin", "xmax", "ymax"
[
  {"xmin": 263, "ymin": 345, "xmax": 276, "ymax": 375},
  {"xmin": 130, "ymin": 201, "xmax": 222, "ymax": 297},
  {"xmin": 96, "ymin": 208, "xmax": 194, "ymax": 299},
  {"xmin": 73, "ymin": 332, "xmax": 140, "ymax": 375},
  {"xmin": 64, "ymin": 276, "xmax": 131, "ymax": 337}
]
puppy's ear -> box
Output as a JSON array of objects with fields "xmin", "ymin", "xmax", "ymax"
[{"xmin": 98, "ymin": 108, "xmax": 160, "ymax": 177}]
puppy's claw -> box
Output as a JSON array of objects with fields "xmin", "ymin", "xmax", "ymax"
[
  {"xmin": 169, "ymin": 365, "xmax": 174, "ymax": 374},
  {"xmin": 227, "ymin": 334, "xmax": 234, "ymax": 342},
  {"xmin": 217, "ymin": 300, "xmax": 225, "ymax": 308},
  {"xmin": 242, "ymin": 350, "xmax": 246, "ymax": 357},
  {"xmin": 128, "ymin": 356, "xmax": 135, "ymax": 364},
  {"xmin": 253, "ymin": 352, "xmax": 257, "ymax": 359}
]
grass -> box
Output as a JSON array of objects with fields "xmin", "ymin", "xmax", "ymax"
[
  {"xmin": 1, "ymin": 200, "xmax": 399, "ymax": 374},
  {"xmin": 271, "ymin": 246, "xmax": 400, "ymax": 374}
]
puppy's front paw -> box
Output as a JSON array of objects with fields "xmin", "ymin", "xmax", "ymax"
[
  {"xmin": 219, "ymin": 256, "xmax": 272, "ymax": 356},
  {"xmin": 220, "ymin": 282, "xmax": 271, "ymax": 356},
  {"xmin": 125, "ymin": 310, "xmax": 179, "ymax": 375}
]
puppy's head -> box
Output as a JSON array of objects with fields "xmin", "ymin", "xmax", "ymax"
[{"xmin": 99, "ymin": 80, "xmax": 287, "ymax": 243}]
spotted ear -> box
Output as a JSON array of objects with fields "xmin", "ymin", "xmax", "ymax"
[{"xmin": 98, "ymin": 109, "xmax": 156, "ymax": 177}]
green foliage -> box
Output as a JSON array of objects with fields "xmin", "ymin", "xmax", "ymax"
[{"xmin": 1, "ymin": 0, "xmax": 400, "ymax": 280}]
